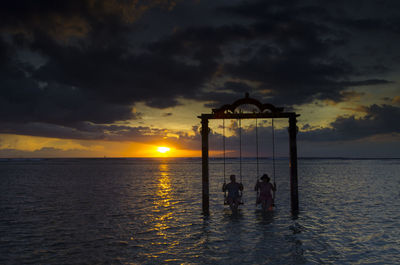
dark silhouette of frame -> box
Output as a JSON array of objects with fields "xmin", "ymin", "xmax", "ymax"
[{"xmin": 198, "ymin": 93, "xmax": 300, "ymax": 216}]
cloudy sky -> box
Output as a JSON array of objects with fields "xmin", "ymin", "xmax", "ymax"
[{"xmin": 1, "ymin": 0, "xmax": 399, "ymax": 158}]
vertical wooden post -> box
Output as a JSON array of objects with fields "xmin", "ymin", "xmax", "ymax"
[
  {"xmin": 201, "ymin": 117, "xmax": 210, "ymax": 215},
  {"xmin": 289, "ymin": 115, "xmax": 299, "ymax": 215}
]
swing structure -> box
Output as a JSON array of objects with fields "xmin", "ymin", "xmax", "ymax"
[
  {"xmin": 221, "ymin": 115, "xmax": 274, "ymax": 206},
  {"xmin": 199, "ymin": 93, "xmax": 300, "ymax": 216}
]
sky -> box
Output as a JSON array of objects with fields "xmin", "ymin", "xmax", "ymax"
[{"xmin": 0, "ymin": 0, "xmax": 399, "ymax": 158}]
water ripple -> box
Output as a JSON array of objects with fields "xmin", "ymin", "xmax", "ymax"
[{"xmin": 0, "ymin": 158, "xmax": 399, "ymax": 264}]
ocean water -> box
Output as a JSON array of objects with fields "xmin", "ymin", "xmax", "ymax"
[{"xmin": 0, "ymin": 158, "xmax": 399, "ymax": 264}]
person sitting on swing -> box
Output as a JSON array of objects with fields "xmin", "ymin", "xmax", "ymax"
[
  {"xmin": 222, "ymin": 174, "xmax": 244, "ymax": 211},
  {"xmin": 255, "ymin": 174, "xmax": 276, "ymax": 211}
]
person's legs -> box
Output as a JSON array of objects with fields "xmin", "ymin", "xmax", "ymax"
[
  {"xmin": 260, "ymin": 194, "xmax": 267, "ymax": 210},
  {"xmin": 261, "ymin": 200, "xmax": 267, "ymax": 211},
  {"xmin": 265, "ymin": 198, "xmax": 273, "ymax": 211},
  {"xmin": 228, "ymin": 197, "xmax": 239, "ymax": 211},
  {"xmin": 260, "ymin": 195, "xmax": 273, "ymax": 211}
]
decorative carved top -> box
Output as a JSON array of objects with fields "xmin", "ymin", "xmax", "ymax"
[{"xmin": 212, "ymin": 93, "xmax": 283, "ymax": 115}]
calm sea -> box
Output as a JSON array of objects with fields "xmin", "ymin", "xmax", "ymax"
[{"xmin": 0, "ymin": 158, "xmax": 399, "ymax": 264}]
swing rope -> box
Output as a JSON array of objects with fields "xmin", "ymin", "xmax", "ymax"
[
  {"xmin": 272, "ymin": 118, "xmax": 276, "ymax": 204},
  {"xmin": 255, "ymin": 118, "xmax": 260, "ymax": 205},
  {"xmin": 238, "ymin": 116, "xmax": 244, "ymax": 204},
  {"xmin": 223, "ymin": 118, "xmax": 226, "ymax": 184},
  {"xmin": 272, "ymin": 118, "xmax": 276, "ymax": 184},
  {"xmin": 256, "ymin": 118, "xmax": 259, "ymax": 178},
  {"xmin": 223, "ymin": 118, "xmax": 228, "ymax": 205},
  {"xmin": 239, "ymin": 118, "xmax": 242, "ymax": 183}
]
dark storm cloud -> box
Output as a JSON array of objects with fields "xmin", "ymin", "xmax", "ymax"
[
  {"xmin": 214, "ymin": 1, "xmax": 394, "ymax": 106},
  {"xmin": 0, "ymin": 0, "xmax": 398, "ymax": 143},
  {"xmin": 0, "ymin": 0, "xmax": 214, "ymax": 134},
  {"xmin": 32, "ymin": 35, "xmax": 215, "ymax": 107},
  {"xmin": 0, "ymin": 0, "xmax": 176, "ymax": 40},
  {"xmin": 143, "ymin": 0, "xmax": 395, "ymax": 109},
  {"xmin": 300, "ymin": 104, "xmax": 400, "ymax": 141},
  {"xmin": 0, "ymin": 46, "xmax": 136, "ymax": 125}
]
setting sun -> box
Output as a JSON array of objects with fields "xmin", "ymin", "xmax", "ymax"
[{"xmin": 157, "ymin": 146, "xmax": 171, "ymax": 154}]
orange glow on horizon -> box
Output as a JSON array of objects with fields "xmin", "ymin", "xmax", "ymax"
[{"xmin": 0, "ymin": 133, "xmax": 206, "ymax": 158}]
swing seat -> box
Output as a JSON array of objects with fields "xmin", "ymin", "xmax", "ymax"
[
  {"xmin": 224, "ymin": 194, "xmax": 244, "ymax": 205},
  {"xmin": 223, "ymin": 199, "xmax": 244, "ymax": 205},
  {"xmin": 256, "ymin": 195, "xmax": 275, "ymax": 210}
]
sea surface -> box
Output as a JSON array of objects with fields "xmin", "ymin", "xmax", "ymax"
[{"xmin": 0, "ymin": 158, "xmax": 399, "ymax": 264}]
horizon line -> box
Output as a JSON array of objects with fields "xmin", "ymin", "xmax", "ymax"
[{"xmin": 1, "ymin": 156, "xmax": 399, "ymax": 160}]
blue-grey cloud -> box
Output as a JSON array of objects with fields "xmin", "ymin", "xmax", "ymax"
[{"xmin": 300, "ymin": 104, "xmax": 400, "ymax": 141}]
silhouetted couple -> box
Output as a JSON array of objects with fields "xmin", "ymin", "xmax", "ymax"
[{"xmin": 222, "ymin": 173, "xmax": 276, "ymax": 212}]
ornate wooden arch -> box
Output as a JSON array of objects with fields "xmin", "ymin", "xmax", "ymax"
[
  {"xmin": 198, "ymin": 93, "xmax": 300, "ymax": 216},
  {"xmin": 212, "ymin": 93, "xmax": 284, "ymax": 115}
]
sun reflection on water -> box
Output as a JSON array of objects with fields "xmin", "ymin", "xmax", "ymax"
[
  {"xmin": 156, "ymin": 164, "xmax": 172, "ymax": 206},
  {"xmin": 153, "ymin": 163, "xmax": 173, "ymax": 239}
]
